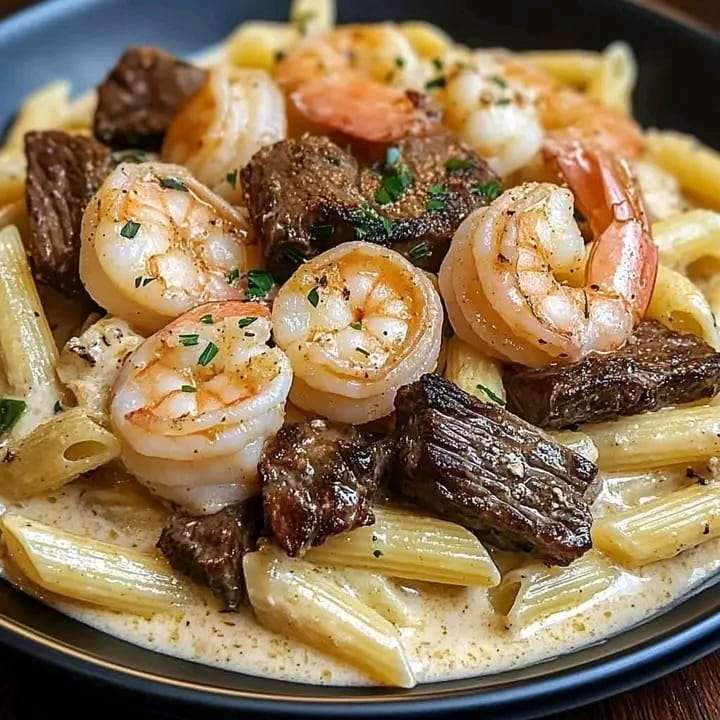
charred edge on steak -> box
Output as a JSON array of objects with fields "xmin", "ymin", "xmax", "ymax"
[
  {"xmin": 93, "ymin": 46, "xmax": 207, "ymax": 151},
  {"xmin": 157, "ymin": 498, "xmax": 261, "ymax": 611},
  {"xmin": 504, "ymin": 320, "xmax": 720, "ymax": 429},
  {"xmin": 259, "ymin": 419, "xmax": 394, "ymax": 557},
  {"xmin": 24, "ymin": 130, "xmax": 113, "ymax": 297},
  {"xmin": 241, "ymin": 131, "xmax": 499, "ymax": 280},
  {"xmin": 392, "ymin": 373, "xmax": 596, "ymax": 565}
]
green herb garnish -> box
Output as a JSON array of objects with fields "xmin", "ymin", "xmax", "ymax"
[
  {"xmin": 53, "ymin": 401, "xmax": 64, "ymax": 414},
  {"xmin": 394, "ymin": 56, "xmax": 405, "ymax": 69},
  {"xmin": 349, "ymin": 202, "xmax": 393, "ymax": 239},
  {"xmin": 350, "ymin": 321, "xmax": 362, "ymax": 330},
  {"xmin": 112, "ymin": 149, "xmax": 147, "ymax": 164},
  {"xmin": 408, "ymin": 242, "xmax": 429, "ymax": 264},
  {"xmin": 199, "ymin": 314, "xmax": 214, "ymax": 324},
  {"xmin": 495, "ymin": 98, "xmax": 512, "ymax": 106},
  {"xmin": 160, "ymin": 177, "xmax": 188, "ymax": 191},
  {"xmin": 310, "ymin": 223, "xmax": 334, "ymax": 242},
  {"xmin": 226, "ymin": 169, "xmax": 238, "ymax": 188},
  {"xmin": 445, "ymin": 157, "xmax": 474, "ymax": 173},
  {"xmin": 374, "ymin": 161, "xmax": 413, "ymax": 206},
  {"xmin": 227, "ymin": 268, "xmax": 240, "ymax": 284},
  {"xmin": 120, "ymin": 221, "xmax": 140, "ymax": 239},
  {"xmin": 373, "ymin": 549, "xmax": 383, "ymax": 558},
  {"xmin": 307, "ymin": 287, "xmax": 320, "ymax": 308},
  {"xmin": 0, "ymin": 398, "xmax": 26, "ymax": 433},
  {"xmin": 426, "ymin": 183, "xmax": 448, "ymax": 212},
  {"xmin": 179, "ymin": 333, "xmax": 199, "ymax": 347},
  {"xmin": 476, "ymin": 384, "xmax": 505, "ymax": 406},
  {"xmin": 432, "ymin": 57, "xmax": 443, "ymax": 71},
  {"xmin": 247, "ymin": 270, "xmax": 275, "ymax": 299},
  {"xmin": 292, "ymin": 9, "xmax": 315, "ymax": 34},
  {"xmin": 471, "ymin": 180, "xmax": 503, "ymax": 202},
  {"xmin": 425, "ymin": 76, "xmax": 446, "ymax": 91},
  {"xmin": 197, "ymin": 341, "xmax": 219, "ymax": 366},
  {"xmin": 283, "ymin": 245, "xmax": 306, "ymax": 264},
  {"xmin": 134, "ymin": 276, "xmax": 142, "ymax": 288},
  {"xmin": 237, "ymin": 317, "xmax": 257, "ymax": 329},
  {"xmin": 181, "ymin": 385, "xmax": 197, "ymax": 393},
  {"xmin": 490, "ymin": 74, "xmax": 507, "ymax": 88}
]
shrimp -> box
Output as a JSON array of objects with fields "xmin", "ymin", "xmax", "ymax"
[
  {"xmin": 80, "ymin": 162, "xmax": 260, "ymax": 334},
  {"xmin": 162, "ymin": 66, "xmax": 286, "ymax": 204},
  {"xmin": 441, "ymin": 53, "xmax": 544, "ymax": 176},
  {"xmin": 439, "ymin": 140, "xmax": 657, "ymax": 367},
  {"xmin": 272, "ymin": 241, "xmax": 443, "ymax": 423},
  {"xmin": 111, "ymin": 301, "xmax": 292, "ymax": 514},
  {"xmin": 274, "ymin": 24, "xmax": 435, "ymax": 143}
]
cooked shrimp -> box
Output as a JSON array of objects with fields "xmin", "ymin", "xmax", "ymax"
[
  {"xmin": 439, "ymin": 141, "xmax": 657, "ymax": 366},
  {"xmin": 111, "ymin": 301, "xmax": 292, "ymax": 513},
  {"xmin": 162, "ymin": 66, "xmax": 286, "ymax": 204},
  {"xmin": 80, "ymin": 162, "xmax": 260, "ymax": 334},
  {"xmin": 275, "ymin": 24, "xmax": 435, "ymax": 142},
  {"xmin": 272, "ymin": 241, "xmax": 443, "ymax": 423},
  {"xmin": 441, "ymin": 52, "xmax": 544, "ymax": 176}
]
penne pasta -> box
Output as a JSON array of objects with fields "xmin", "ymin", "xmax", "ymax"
[
  {"xmin": 244, "ymin": 545, "xmax": 415, "ymax": 687},
  {"xmin": 443, "ymin": 335, "xmax": 506, "ymax": 405},
  {"xmin": 305, "ymin": 507, "xmax": 501, "ymax": 586},
  {"xmin": 581, "ymin": 404, "xmax": 720, "ymax": 473},
  {"xmin": 587, "ymin": 41, "xmax": 637, "ymax": 114},
  {"xmin": 592, "ymin": 483, "xmax": 720, "ymax": 567},
  {"xmin": 399, "ymin": 21, "xmax": 454, "ymax": 59},
  {"xmin": 0, "ymin": 226, "xmax": 64, "ymax": 438},
  {"xmin": 645, "ymin": 131, "xmax": 720, "ymax": 210},
  {"xmin": 1, "ymin": 513, "xmax": 191, "ymax": 613},
  {"xmin": 0, "ymin": 408, "xmax": 120, "ymax": 499},
  {"xmin": 647, "ymin": 265, "xmax": 720, "ymax": 349},
  {"xmin": 652, "ymin": 209, "xmax": 720, "ymax": 274},
  {"xmin": 523, "ymin": 49, "xmax": 600, "ymax": 88},
  {"xmin": 225, "ymin": 22, "xmax": 300, "ymax": 71},
  {"xmin": 490, "ymin": 552, "xmax": 618, "ymax": 625}
]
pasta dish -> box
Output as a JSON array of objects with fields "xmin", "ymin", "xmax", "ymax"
[{"xmin": 1, "ymin": 0, "xmax": 720, "ymax": 688}]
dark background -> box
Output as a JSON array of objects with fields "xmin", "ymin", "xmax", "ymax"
[{"xmin": 0, "ymin": 0, "xmax": 719, "ymax": 718}]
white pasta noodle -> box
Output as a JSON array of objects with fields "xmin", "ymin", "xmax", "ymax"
[{"xmin": 587, "ymin": 41, "xmax": 637, "ymax": 114}]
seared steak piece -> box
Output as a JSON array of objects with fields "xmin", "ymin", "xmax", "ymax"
[
  {"xmin": 25, "ymin": 130, "xmax": 112, "ymax": 297},
  {"xmin": 504, "ymin": 321, "xmax": 720, "ymax": 429},
  {"xmin": 393, "ymin": 374, "xmax": 595, "ymax": 565},
  {"xmin": 157, "ymin": 498, "xmax": 261, "ymax": 611},
  {"xmin": 94, "ymin": 47, "xmax": 206, "ymax": 150},
  {"xmin": 260, "ymin": 419, "xmax": 393, "ymax": 556},
  {"xmin": 242, "ymin": 131, "xmax": 499, "ymax": 279}
]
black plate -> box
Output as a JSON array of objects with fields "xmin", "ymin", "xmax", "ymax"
[{"xmin": 0, "ymin": 1, "xmax": 719, "ymax": 717}]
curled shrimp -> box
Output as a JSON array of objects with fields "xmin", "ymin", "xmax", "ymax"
[
  {"xmin": 80, "ymin": 162, "xmax": 260, "ymax": 334},
  {"xmin": 111, "ymin": 301, "xmax": 292, "ymax": 514},
  {"xmin": 439, "ymin": 140, "xmax": 657, "ymax": 366},
  {"xmin": 275, "ymin": 24, "xmax": 435, "ymax": 143},
  {"xmin": 162, "ymin": 66, "xmax": 286, "ymax": 204},
  {"xmin": 272, "ymin": 241, "xmax": 443, "ymax": 423}
]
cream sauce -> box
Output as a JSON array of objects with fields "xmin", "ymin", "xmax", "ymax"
[{"xmin": 0, "ymin": 466, "xmax": 719, "ymax": 686}]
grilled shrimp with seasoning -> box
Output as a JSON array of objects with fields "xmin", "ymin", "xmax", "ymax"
[
  {"xmin": 272, "ymin": 241, "xmax": 443, "ymax": 423},
  {"xmin": 79, "ymin": 162, "xmax": 259, "ymax": 334},
  {"xmin": 110, "ymin": 301, "xmax": 292, "ymax": 514}
]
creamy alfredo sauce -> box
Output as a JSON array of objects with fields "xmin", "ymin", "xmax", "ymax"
[{"xmin": 0, "ymin": 465, "xmax": 719, "ymax": 687}]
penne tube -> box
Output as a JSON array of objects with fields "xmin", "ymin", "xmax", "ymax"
[
  {"xmin": 0, "ymin": 408, "xmax": 120, "ymax": 499},
  {"xmin": 490, "ymin": 552, "xmax": 618, "ymax": 625},
  {"xmin": 225, "ymin": 22, "xmax": 300, "ymax": 71},
  {"xmin": 244, "ymin": 545, "xmax": 415, "ymax": 687},
  {"xmin": 647, "ymin": 265, "xmax": 720, "ymax": 349},
  {"xmin": 652, "ymin": 209, "xmax": 720, "ymax": 273},
  {"xmin": 305, "ymin": 507, "xmax": 500, "ymax": 587},
  {"xmin": 646, "ymin": 131, "xmax": 720, "ymax": 210},
  {"xmin": 3, "ymin": 80, "xmax": 71, "ymax": 150},
  {"xmin": 443, "ymin": 335, "xmax": 506, "ymax": 405},
  {"xmin": 581, "ymin": 405, "xmax": 720, "ymax": 473},
  {"xmin": 399, "ymin": 21, "xmax": 454, "ymax": 59},
  {"xmin": 0, "ymin": 226, "xmax": 65, "ymax": 438},
  {"xmin": 592, "ymin": 483, "xmax": 720, "ymax": 567},
  {"xmin": 523, "ymin": 49, "xmax": 600, "ymax": 88},
  {"xmin": 1, "ymin": 513, "xmax": 191, "ymax": 614},
  {"xmin": 587, "ymin": 41, "xmax": 637, "ymax": 114},
  {"xmin": 0, "ymin": 152, "xmax": 25, "ymax": 207}
]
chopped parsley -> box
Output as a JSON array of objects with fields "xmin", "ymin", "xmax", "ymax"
[
  {"xmin": 179, "ymin": 333, "xmax": 200, "ymax": 347},
  {"xmin": 476, "ymin": 383, "xmax": 505, "ymax": 406},
  {"xmin": 199, "ymin": 314, "xmax": 214, "ymax": 324},
  {"xmin": 307, "ymin": 287, "xmax": 320, "ymax": 308},
  {"xmin": 408, "ymin": 241, "xmax": 429, "ymax": 264},
  {"xmin": 111, "ymin": 149, "xmax": 147, "ymax": 164},
  {"xmin": 237, "ymin": 317, "xmax": 257, "ymax": 329},
  {"xmin": 425, "ymin": 76, "xmax": 446, "ymax": 91},
  {"xmin": 327, "ymin": 155, "xmax": 341, "ymax": 166},
  {"xmin": 134, "ymin": 276, "xmax": 142, "ymax": 288},
  {"xmin": 292, "ymin": 9, "xmax": 316, "ymax": 35},
  {"xmin": 350, "ymin": 321, "xmax": 363, "ymax": 330},
  {"xmin": 0, "ymin": 398, "xmax": 26, "ymax": 434},
  {"xmin": 282, "ymin": 244, "xmax": 306, "ymax": 265},
  {"xmin": 226, "ymin": 169, "xmax": 238, "ymax": 188},
  {"xmin": 445, "ymin": 157, "xmax": 475, "ymax": 173},
  {"xmin": 355, "ymin": 346, "xmax": 371, "ymax": 357},
  {"xmin": 490, "ymin": 74, "xmax": 507, "ymax": 88},
  {"xmin": 160, "ymin": 177, "xmax": 188, "ymax": 191},
  {"xmin": 471, "ymin": 180, "xmax": 503, "ymax": 202},
  {"xmin": 349, "ymin": 202, "xmax": 394, "ymax": 240},
  {"xmin": 226, "ymin": 268, "xmax": 240, "ymax": 284},
  {"xmin": 120, "ymin": 220, "xmax": 140, "ymax": 239},
  {"xmin": 394, "ymin": 56, "xmax": 405, "ymax": 69},
  {"xmin": 310, "ymin": 223, "xmax": 334, "ymax": 242},
  {"xmin": 180, "ymin": 385, "xmax": 197, "ymax": 393},
  {"xmin": 426, "ymin": 183, "xmax": 448, "ymax": 212},
  {"xmin": 495, "ymin": 98, "xmax": 512, "ymax": 106},
  {"xmin": 134, "ymin": 276, "xmax": 155, "ymax": 288},
  {"xmin": 197, "ymin": 341, "xmax": 219, "ymax": 366},
  {"xmin": 432, "ymin": 57, "xmax": 443, "ymax": 71},
  {"xmin": 246, "ymin": 270, "xmax": 275, "ymax": 299},
  {"xmin": 53, "ymin": 401, "xmax": 64, "ymax": 414},
  {"xmin": 374, "ymin": 148, "xmax": 413, "ymax": 206}
]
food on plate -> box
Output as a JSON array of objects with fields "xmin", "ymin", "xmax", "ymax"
[{"xmin": 2, "ymin": 0, "xmax": 720, "ymax": 690}]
